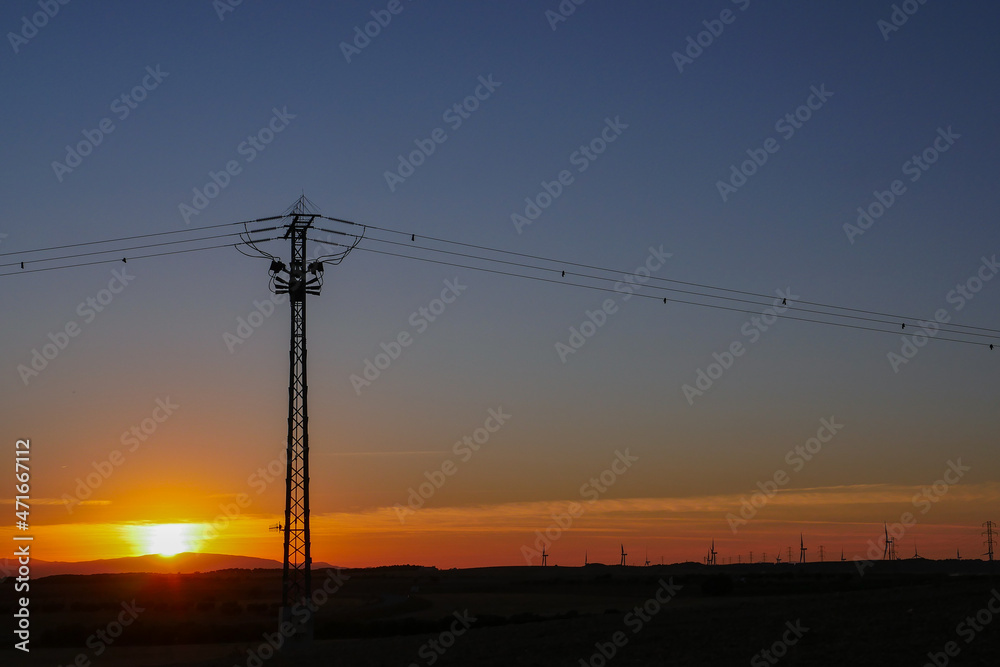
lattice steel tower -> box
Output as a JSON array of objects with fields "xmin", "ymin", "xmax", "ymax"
[{"xmin": 271, "ymin": 197, "xmax": 323, "ymax": 639}]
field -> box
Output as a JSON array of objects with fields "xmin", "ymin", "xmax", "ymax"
[{"xmin": 4, "ymin": 562, "xmax": 998, "ymax": 666}]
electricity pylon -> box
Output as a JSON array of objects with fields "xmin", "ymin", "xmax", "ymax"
[
  {"xmin": 985, "ymin": 521, "xmax": 996, "ymax": 562},
  {"xmin": 238, "ymin": 196, "xmax": 360, "ymax": 643},
  {"xmin": 269, "ymin": 196, "xmax": 324, "ymax": 641}
]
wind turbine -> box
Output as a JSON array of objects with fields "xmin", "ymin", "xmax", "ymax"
[
  {"xmin": 882, "ymin": 523, "xmax": 896, "ymax": 560},
  {"xmin": 620, "ymin": 544, "xmax": 627, "ymax": 566},
  {"xmin": 541, "ymin": 545, "xmax": 548, "ymax": 566}
]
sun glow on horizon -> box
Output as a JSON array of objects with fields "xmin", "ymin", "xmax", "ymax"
[{"xmin": 139, "ymin": 523, "xmax": 198, "ymax": 557}]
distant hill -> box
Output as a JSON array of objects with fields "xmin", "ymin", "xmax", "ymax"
[{"xmin": 1, "ymin": 552, "xmax": 337, "ymax": 578}]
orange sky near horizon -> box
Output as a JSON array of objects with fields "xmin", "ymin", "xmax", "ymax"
[
  {"xmin": 12, "ymin": 481, "xmax": 998, "ymax": 568},
  {"xmin": 10, "ymin": 380, "xmax": 999, "ymax": 572}
]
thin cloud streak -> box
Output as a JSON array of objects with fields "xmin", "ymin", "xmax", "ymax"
[{"xmin": 312, "ymin": 482, "xmax": 1000, "ymax": 533}]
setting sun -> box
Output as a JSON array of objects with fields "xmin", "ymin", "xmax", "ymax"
[{"xmin": 142, "ymin": 524, "xmax": 197, "ymax": 557}]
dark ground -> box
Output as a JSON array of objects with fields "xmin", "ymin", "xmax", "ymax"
[{"xmin": 3, "ymin": 561, "xmax": 998, "ymax": 666}]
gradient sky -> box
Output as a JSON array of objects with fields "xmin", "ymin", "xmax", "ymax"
[{"xmin": 2, "ymin": 1, "xmax": 999, "ymax": 569}]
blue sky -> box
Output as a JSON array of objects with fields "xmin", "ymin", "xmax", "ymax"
[{"xmin": 1, "ymin": 1, "xmax": 998, "ymax": 565}]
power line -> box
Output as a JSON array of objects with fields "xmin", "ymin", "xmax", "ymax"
[
  {"xmin": 318, "ymin": 230, "xmax": 999, "ymax": 342},
  {"xmin": 0, "ymin": 227, "xmax": 281, "ymax": 269},
  {"xmin": 328, "ymin": 241, "xmax": 994, "ymax": 348},
  {"xmin": 0, "ymin": 236, "xmax": 280, "ymax": 277},
  {"xmin": 0, "ymin": 215, "xmax": 284, "ymax": 259},
  {"xmin": 2, "ymin": 210, "xmax": 996, "ymax": 349},
  {"xmin": 316, "ymin": 215, "xmax": 999, "ymax": 338}
]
